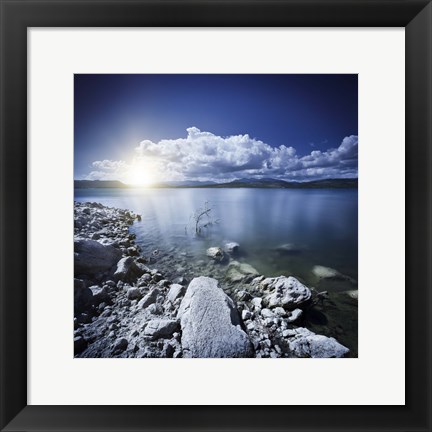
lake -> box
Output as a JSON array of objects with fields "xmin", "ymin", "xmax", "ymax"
[{"xmin": 75, "ymin": 187, "xmax": 358, "ymax": 355}]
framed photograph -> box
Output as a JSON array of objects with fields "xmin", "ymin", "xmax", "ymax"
[{"xmin": 1, "ymin": 0, "xmax": 431, "ymax": 431}]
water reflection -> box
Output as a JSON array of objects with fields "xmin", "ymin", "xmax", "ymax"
[{"xmin": 75, "ymin": 187, "xmax": 358, "ymax": 284}]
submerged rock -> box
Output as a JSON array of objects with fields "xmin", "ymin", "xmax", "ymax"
[
  {"xmin": 275, "ymin": 243, "xmax": 302, "ymax": 254},
  {"xmin": 224, "ymin": 242, "xmax": 239, "ymax": 254},
  {"xmin": 283, "ymin": 327, "xmax": 349, "ymax": 358},
  {"xmin": 206, "ymin": 247, "xmax": 225, "ymax": 261},
  {"xmin": 312, "ymin": 265, "xmax": 341, "ymax": 279},
  {"xmin": 343, "ymin": 289, "xmax": 358, "ymax": 300},
  {"xmin": 225, "ymin": 260, "xmax": 259, "ymax": 283},
  {"xmin": 178, "ymin": 276, "xmax": 254, "ymax": 358},
  {"xmin": 262, "ymin": 276, "xmax": 312, "ymax": 310}
]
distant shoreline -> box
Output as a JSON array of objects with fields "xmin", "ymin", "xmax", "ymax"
[{"xmin": 74, "ymin": 178, "xmax": 358, "ymax": 190}]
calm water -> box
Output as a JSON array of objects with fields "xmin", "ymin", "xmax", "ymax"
[
  {"xmin": 75, "ymin": 187, "xmax": 358, "ymax": 355},
  {"xmin": 75, "ymin": 187, "xmax": 358, "ymax": 287}
]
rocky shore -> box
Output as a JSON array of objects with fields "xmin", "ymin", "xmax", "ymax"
[{"xmin": 74, "ymin": 201, "xmax": 351, "ymax": 358}]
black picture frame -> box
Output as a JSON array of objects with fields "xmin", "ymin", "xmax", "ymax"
[{"xmin": 1, "ymin": 1, "xmax": 431, "ymax": 431}]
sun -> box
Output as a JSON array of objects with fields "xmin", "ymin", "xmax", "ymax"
[{"xmin": 125, "ymin": 167, "xmax": 155, "ymax": 186}]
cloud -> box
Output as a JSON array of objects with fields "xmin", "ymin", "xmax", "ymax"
[
  {"xmin": 85, "ymin": 128, "xmax": 358, "ymax": 182},
  {"xmin": 84, "ymin": 159, "xmax": 130, "ymax": 181}
]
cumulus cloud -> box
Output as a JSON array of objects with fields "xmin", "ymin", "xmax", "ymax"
[
  {"xmin": 84, "ymin": 159, "xmax": 130, "ymax": 181},
  {"xmin": 85, "ymin": 127, "xmax": 358, "ymax": 182}
]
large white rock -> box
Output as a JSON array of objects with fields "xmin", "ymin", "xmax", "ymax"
[
  {"xmin": 283, "ymin": 327, "xmax": 349, "ymax": 358},
  {"xmin": 177, "ymin": 277, "xmax": 254, "ymax": 358},
  {"xmin": 74, "ymin": 238, "xmax": 122, "ymax": 275},
  {"xmin": 262, "ymin": 276, "xmax": 312, "ymax": 310}
]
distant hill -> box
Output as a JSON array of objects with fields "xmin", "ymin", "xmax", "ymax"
[
  {"xmin": 156, "ymin": 180, "xmax": 217, "ymax": 187},
  {"xmin": 74, "ymin": 180, "xmax": 128, "ymax": 189},
  {"xmin": 74, "ymin": 178, "xmax": 357, "ymax": 189},
  {"xmin": 198, "ymin": 178, "xmax": 358, "ymax": 189}
]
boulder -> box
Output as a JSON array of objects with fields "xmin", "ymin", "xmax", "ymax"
[
  {"xmin": 167, "ymin": 284, "xmax": 186, "ymax": 304},
  {"xmin": 283, "ymin": 327, "xmax": 349, "ymax": 358},
  {"xmin": 177, "ymin": 276, "xmax": 254, "ymax": 358},
  {"xmin": 262, "ymin": 276, "xmax": 311, "ymax": 310},
  {"xmin": 144, "ymin": 319, "xmax": 179, "ymax": 340},
  {"xmin": 74, "ymin": 238, "xmax": 122, "ymax": 276},
  {"xmin": 113, "ymin": 257, "xmax": 143, "ymax": 282}
]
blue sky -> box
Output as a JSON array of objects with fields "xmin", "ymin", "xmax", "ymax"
[{"xmin": 74, "ymin": 74, "xmax": 358, "ymax": 184}]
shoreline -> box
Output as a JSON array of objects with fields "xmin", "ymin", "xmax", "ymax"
[{"xmin": 74, "ymin": 201, "xmax": 354, "ymax": 358}]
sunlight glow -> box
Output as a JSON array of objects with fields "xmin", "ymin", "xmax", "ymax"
[{"xmin": 125, "ymin": 167, "xmax": 156, "ymax": 186}]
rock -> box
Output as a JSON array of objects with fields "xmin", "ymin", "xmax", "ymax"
[
  {"xmin": 236, "ymin": 290, "xmax": 252, "ymax": 302},
  {"xmin": 167, "ymin": 284, "xmax": 186, "ymax": 304},
  {"xmin": 287, "ymin": 308, "xmax": 303, "ymax": 323},
  {"xmin": 312, "ymin": 265, "xmax": 341, "ymax": 279},
  {"xmin": 273, "ymin": 307, "xmax": 287, "ymax": 317},
  {"xmin": 224, "ymin": 242, "xmax": 239, "ymax": 254},
  {"xmin": 126, "ymin": 287, "xmax": 142, "ymax": 301},
  {"xmin": 262, "ymin": 276, "xmax": 311, "ymax": 310},
  {"xmin": 226, "ymin": 261, "xmax": 259, "ymax": 283},
  {"xmin": 74, "ymin": 278, "xmax": 93, "ymax": 313},
  {"xmin": 74, "ymin": 238, "xmax": 122, "ymax": 276},
  {"xmin": 343, "ymin": 289, "xmax": 358, "ymax": 300},
  {"xmin": 275, "ymin": 243, "xmax": 301, "ymax": 254},
  {"xmin": 144, "ymin": 319, "xmax": 179, "ymax": 340},
  {"xmin": 89, "ymin": 285, "xmax": 109, "ymax": 305},
  {"xmin": 146, "ymin": 303, "xmax": 163, "ymax": 315},
  {"xmin": 113, "ymin": 257, "xmax": 143, "ymax": 282},
  {"xmin": 251, "ymin": 297, "xmax": 263, "ymax": 310},
  {"xmin": 284, "ymin": 327, "xmax": 349, "ymax": 358},
  {"xmin": 251, "ymin": 275, "xmax": 265, "ymax": 285},
  {"xmin": 177, "ymin": 277, "xmax": 254, "ymax": 358},
  {"xmin": 137, "ymin": 273, "xmax": 151, "ymax": 287},
  {"xmin": 152, "ymin": 273, "xmax": 163, "ymax": 282},
  {"xmin": 138, "ymin": 288, "xmax": 161, "ymax": 309},
  {"xmin": 261, "ymin": 308, "xmax": 274, "ymax": 318},
  {"xmin": 113, "ymin": 337, "xmax": 128, "ymax": 352},
  {"xmin": 242, "ymin": 309, "xmax": 252, "ymax": 321},
  {"xmin": 206, "ymin": 247, "xmax": 225, "ymax": 261}
]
